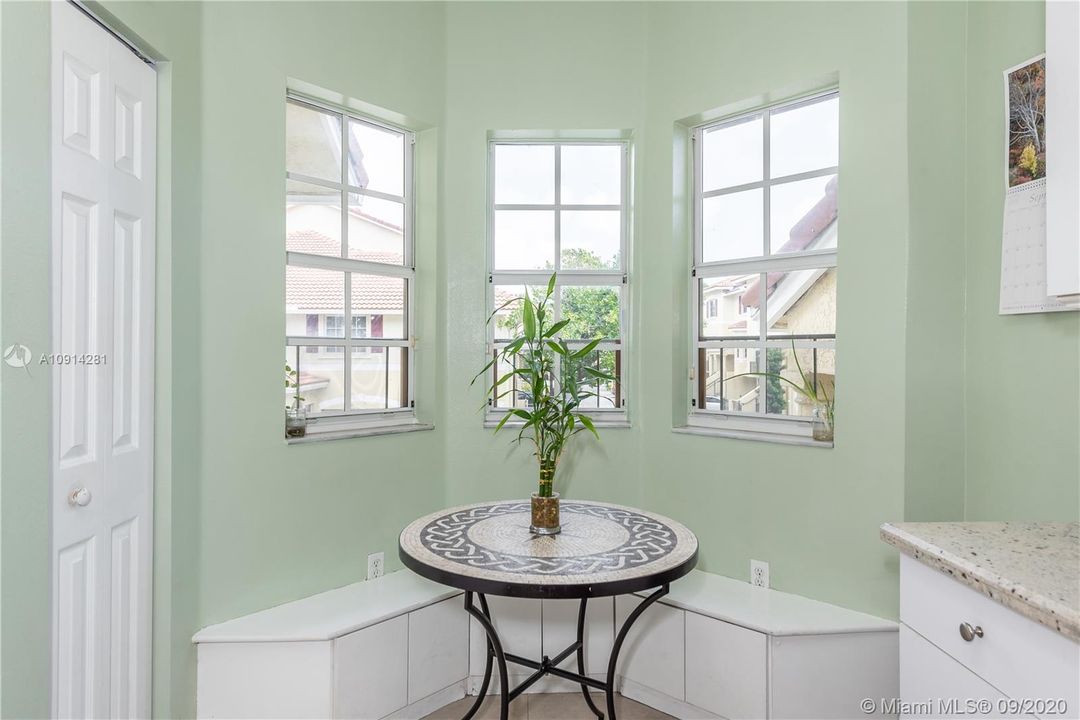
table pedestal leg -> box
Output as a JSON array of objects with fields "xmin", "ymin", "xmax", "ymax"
[
  {"xmin": 459, "ymin": 585, "xmax": 669, "ymax": 720},
  {"xmin": 463, "ymin": 591, "xmax": 509, "ymax": 720},
  {"xmin": 604, "ymin": 584, "xmax": 670, "ymax": 720},
  {"xmin": 576, "ymin": 597, "xmax": 605, "ymax": 720}
]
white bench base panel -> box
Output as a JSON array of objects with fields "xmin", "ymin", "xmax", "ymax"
[{"xmin": 194, "ymin": 570, "xmax": 899, "ymax": 720}]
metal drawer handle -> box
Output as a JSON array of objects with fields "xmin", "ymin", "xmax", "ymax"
[{"xmin": 959, "ymin": 622, "xmax": 984, "ymax": 641}]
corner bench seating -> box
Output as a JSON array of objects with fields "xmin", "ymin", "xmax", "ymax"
[{"xmin": 193, "ymin": 570, "xmax": 898, "ymax": 719}]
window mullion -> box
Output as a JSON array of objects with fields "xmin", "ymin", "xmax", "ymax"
[
  {"xmin": 763, "ymin": 109, "xmax": 771, "ymax": 258},
  {"xmin": 344, "ymin": 273, "xmax": 353, "ymax": 412},
  {"xmin": 759, "ymin": 111, "xmax": 772, "ymax": 415},
  {"xmin": 554, "ymin": 143, "xmax": 562, "ymax": 272}
]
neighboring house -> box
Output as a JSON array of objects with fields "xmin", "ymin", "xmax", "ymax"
[
  {"xmin": 701, "ymin": 177, "xmax": 838, "ymax": 415},
  {"xmin": 285, "ymin": 197, "xmax": 406, "ymax": 411}
]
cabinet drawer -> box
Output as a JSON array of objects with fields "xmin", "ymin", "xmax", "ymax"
[
  {"xmin": 899, "ymin": 624, "xmax": 1020, "ymax": 719},
  {"xmin": 900, "ymin": 556, "xmax": 1079, "ymax": 711}
]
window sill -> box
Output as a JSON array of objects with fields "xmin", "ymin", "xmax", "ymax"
[
  {"xmin": 483, "ymin": 414, "xmax": 631, "ymax": 430},
  {"xmin": 286, "ymin": 419, "xmax": 434, "ymax": 444},
  {"xmin": 672, "ymin": 424, "xmax": 833, "ymax": 448}
]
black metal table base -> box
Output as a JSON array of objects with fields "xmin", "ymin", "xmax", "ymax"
[{"xmin": 460, "ymin": 585, "xmax": 670, "ymax": 720}]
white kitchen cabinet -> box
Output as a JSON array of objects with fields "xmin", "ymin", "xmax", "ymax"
[
  {"xmin": 899, "ymin": 625, "xmax": 1018, "ymax": 720},
  {"xmin": 1046, "ymin": 0, "xmax": 1080, "ymax": 298},
  {"xmin": 899, "ymin": 555, "xmax": 1079, "ymax": 714}
]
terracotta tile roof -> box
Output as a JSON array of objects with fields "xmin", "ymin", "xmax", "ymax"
[
  {"xmin": 286, "ymin": 231, "xmax": 404, "ymax": 311},
  {"xmin": 743, "ymin": 176, "xmax": 837, "ymax": 309}
]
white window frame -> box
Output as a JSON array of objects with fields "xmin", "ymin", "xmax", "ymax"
[
  {"xmin": 485, "ymin": 137, "xmax": 631, "ymax": 428},
  {"xmin": 685, "ymin": 89, "xmax": 838, "ymax": 446},
  {"xmin": 285, "ymin": 92, "xmax": 420, "ymax": 437}
]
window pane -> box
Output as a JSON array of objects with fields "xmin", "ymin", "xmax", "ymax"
[
  {"xmin": 699, "ymin": 347, "xmax": 762, "ymax": 413},
  {"xmin": 560, "ymin": 145, "xmax": 621, "ymax": 205},
  {"xmin": 770, "ymin": 96, "xmax": 839, "ymax": 178},
  {"xmin": 351, "ymin": 346, "xmax": 406, "ymax": 410},
  {"xmin": 286, "ymin": 102, "xmax": 342, "ymax": 183},
  {"xmin": 494, "ymin": 284, "xmax": 552, "ymax": 341},
  {"xmin": 765, "ymin": 267, "xmax": 836, "ymax": 336},
  {"xmin": 572, "ymin": 349, "xmax": 621, "ymax": 409},
  {"xmin": 493, "ymin": 210, "xmax": 555, "ymax": 270},
  {"xmin": 765, "ymin": 346, "xmax": 835, "ymax": 418},
  {"xmin": 702, "ymin": 115, "xmax": 763, "ymax": 191},
  {"xmin": 561, "ymin": 211, "xmax": 620, "ymax": 269},
  {"xmin": 700, "ymin": 274, "xmax": 761, "ymax": 339},
  {"xmin": 348, "ymin": 120, "xmax": 404, "ymax": 197},
  {"xmin": 561, "ymin": 285, "xmax": 620, "ymax": 341},
  {"xmin": 770, "ymin": 175, "xmax": 838, "ymax": 254},
  {"xmin": 702, "ymin": 189, "xmax": 763, "ymax": 262},
  {"xmin": 351, "ymin": 274, "xmax": 406, "ymax": 340},
  {"xmin": 492, "ymin": 352, "xmax": 534, "ymax": 409},
  {"xmin": 287, "ymin": 180, "xmax": 341, "ymax": 257},
  {"xmin": 348, "ymin": 193, "xmax": 405, "ymax": 264},
  {"xmin": 494, "ymin": 145, "xmax": 555, "ymax": 204},
  {"xmin": 285, "ymin": 345, "xmax": 344, "ymax": 413},
  {"xmin": 286, "ymin": 267, "xmax": 345, "ymax": 335}
]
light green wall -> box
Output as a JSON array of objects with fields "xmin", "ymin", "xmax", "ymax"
[
  {"xmin": 961, "ymin": 2, "xmax": 1080, "ymax": 521},
  {"xmin": 1, "ymin": 3, "xmax": 448, "ymax": 717},
  {"xmin": 441, "ymin": 2, "xmax": 650, "ymax": 511},
  {"xmin": 194, "ymin": 0, "xmax": 446, "ymax": 628},
  {"xmin": 3, "ymin": 2, "xmax": 1078, "ymax": 717},
  {"xmin": 639, "ymin": 1, "xmax": 910, "ymax": 619},
  {"xmin": 1, "ymin": 3, "xmax": 53, "ymax": 716},
  {"xmin": 904, "ymin": 1, "xmax": 968, "ymax": 521},
  {"xmin": 441, "ymin": 1, "xmax": 911, "ymax": 621}
]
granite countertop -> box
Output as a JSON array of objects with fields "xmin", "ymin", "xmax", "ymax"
[{"xmin": 880, "ymin": 521, "xmax": 1079, "ymax": 642}]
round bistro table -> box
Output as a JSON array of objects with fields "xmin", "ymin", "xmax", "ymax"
[{"xmin": 398, "ymin": 499, "xmax": 698, "ymax": 720}]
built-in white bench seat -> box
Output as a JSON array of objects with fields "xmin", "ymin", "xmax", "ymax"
[
  {"xmin": 194, "ymin": 569, "xmax": 898, "ymax": 720},
  {"xmin": 614, "ymin": 571, "xmax": 899, "ymax": 719},
  {"xmin": 193, "ymin": 571, "xmax": 467, "ymax": 719}
]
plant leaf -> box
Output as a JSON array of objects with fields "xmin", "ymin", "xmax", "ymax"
[
  {"xmin": 486, "ymin": 296, "xmax": 522, "ymax": 326},
  {"xmin": 542, "ymin": 319, "xmax": 570, "ymax": 339},
  {"xmin": 572, "ymin": 338, "xmax": 602, "ymax": 359},
  {"xmin": 576, "ymin": 413, "xmax": 599, "ymax": 439},
  {"xmin": 546, "ymin": 340, "xmax": 568, "ymax": 356},
  {"xmin": 522, "ymin": 294, "xmax": 536, "ymax": 338}
]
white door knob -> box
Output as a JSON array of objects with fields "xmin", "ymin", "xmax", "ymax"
[{"xmin": 68, "ymin": 487, "xmax": 92, "ymax": 507}]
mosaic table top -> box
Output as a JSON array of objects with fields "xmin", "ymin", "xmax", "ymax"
[{"xmin": 399, "ymin": 500, "xmax": 699, "ymax": 598}]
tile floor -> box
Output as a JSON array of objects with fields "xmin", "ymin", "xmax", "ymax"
[{"xmin": 421, "ymin": 692, "xmax": 675, "ymax": 720}]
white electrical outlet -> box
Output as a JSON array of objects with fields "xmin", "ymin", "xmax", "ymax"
[
  {"xmin": 750, "ymin": 559, "xmax": 769, "ymax": 589},
  {"xmin": 367, "ymin": 552, "xmax": 384, "ymax": 580}
]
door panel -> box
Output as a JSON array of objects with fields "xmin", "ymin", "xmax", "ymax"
[{"xmin": 51, "ymin": 3, "xmax": 155, "ymax": 717}]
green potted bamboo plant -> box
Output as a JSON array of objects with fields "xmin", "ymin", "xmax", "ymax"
[
  {"xmin": 473, "ymin": 274, "xmax": 614, "ymax": 535},
  {"xmin": 730, "ymin": 341, "xmax": 834, "ymax": 442},
  {"xmin": 285, "ymin": 362, "xmax": 307, "ymax": 439}
]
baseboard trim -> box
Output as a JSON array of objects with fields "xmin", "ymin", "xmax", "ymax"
[
  {"xmin": 384, "ymin": 681, "xmax": 466, "ymax": 720},
  {"xmin": 617, "ymin": 677, "xmax": 721, "ymax": 720}
]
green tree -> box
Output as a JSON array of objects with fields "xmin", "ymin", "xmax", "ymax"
[
  {"xmin": 496, "ymin": 249, "xmax": 621, "ymax": 402},
  {"xmin": 765, "ymin": 348, "xmax": 787, "ymax": 414}
]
